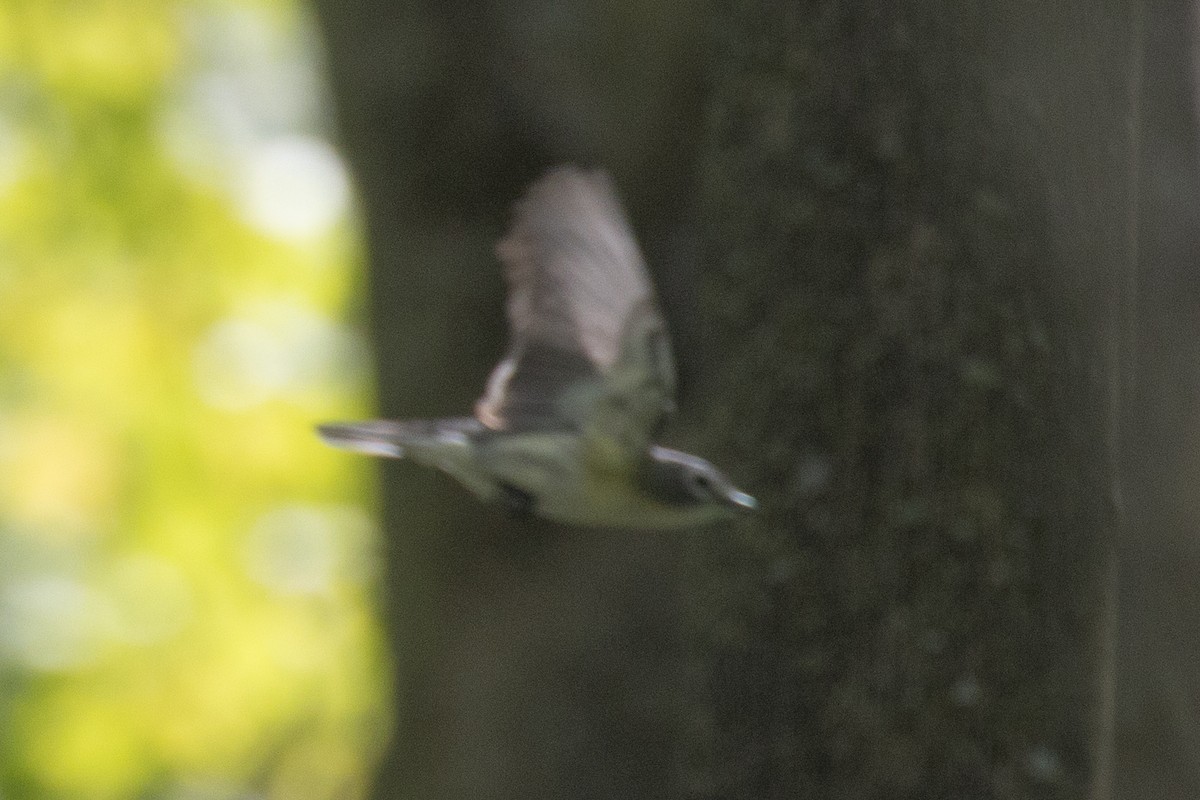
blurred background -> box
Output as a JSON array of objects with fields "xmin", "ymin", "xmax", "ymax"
[
  {"xmin": 0, "ymin": 0, "xmax": 1186, "ymax": 798},
  {"xmin": 0, "ymin": 2, "xmax": 387, "ymax": 799}
]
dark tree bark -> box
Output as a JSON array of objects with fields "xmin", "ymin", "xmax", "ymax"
[
  {"xmin": 311, "ymin": 3, "xmax": 707, "ymax": 799},
  {"xmin": 680, "ymin": 1, "xmax": 1137, "ymax": 798},
  {"xmin": 1115, "ymin": 1, "xmax": 1200, "ymax": 798},
  {"xmin": 313, "ymin": 1, "xmax": 1140, "ymax": 798}
]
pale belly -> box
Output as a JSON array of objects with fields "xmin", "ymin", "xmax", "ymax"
[{"xmin": 474, "ymin": 432, "xmax": 723, "ymax": 529}]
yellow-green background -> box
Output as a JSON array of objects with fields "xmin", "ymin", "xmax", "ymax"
[{"xmin": 0, "ymin": 2, "xmax": 386, "ymax": 798}]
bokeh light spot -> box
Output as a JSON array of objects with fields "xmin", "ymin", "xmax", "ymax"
[
  {"xmin": 0, "ymin": 575, "xmax": 108, "ymax": 671},
  {"xmin": 236, "ymin": 137, "xmax": 350, "ymax": 241}
]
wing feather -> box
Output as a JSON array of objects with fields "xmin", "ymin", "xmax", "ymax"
[{"xmin": 475, "ymin": 166, "xmax": 676, "ymax": 458}]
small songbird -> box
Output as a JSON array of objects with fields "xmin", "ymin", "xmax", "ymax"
[{"xmin": 318, "ymin": 166, "xmax": 757, "ymax": 529}]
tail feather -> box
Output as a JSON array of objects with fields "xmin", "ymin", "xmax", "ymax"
[
  {"xmin": 316, "ymin": 418, "xmax": 482, "ymax": 459},
  {"xmin": 317, "ymin": 421, "xmax": 414, "ymax": 457}
]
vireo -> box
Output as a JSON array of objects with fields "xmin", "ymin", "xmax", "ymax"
[{"xmin": 319, "ymin": 166, "xmax": 757, "ymax": 528}]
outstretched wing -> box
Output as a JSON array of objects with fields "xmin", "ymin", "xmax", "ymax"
[{"xmin": 475, "ymin": 166, "xmax": 676, "ymax": 462}]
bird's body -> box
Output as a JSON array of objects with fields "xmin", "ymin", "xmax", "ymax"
[{"xmin": 319, "ymin": 166, "xmax": 756, "ymax": 529}]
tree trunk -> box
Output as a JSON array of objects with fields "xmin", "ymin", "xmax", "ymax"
[
  {"xmin": 314, "ymin": 1, "xmax": 1138, "ymax": 798},
  {"xmin": 1115, "ymin": 1, "xmax": 1200, "ymax": 797},
  {"xmin": 680, "ymin": 1, "xmax": 1136, "ymax": 797},
  {"xmin": 312, "ymin": 2, "xmax": 706, "ymax": 799}
]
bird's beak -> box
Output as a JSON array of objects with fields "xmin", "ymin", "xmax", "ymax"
[{"xmin": 725, "ymin": 489, "xmax": 759, "ymax": 513}]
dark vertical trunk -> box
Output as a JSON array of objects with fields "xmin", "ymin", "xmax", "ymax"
[
  {"xmin": 1115, "ymin": 1, "xmax": 1200, "ymax": 797},
  {"xmin": 311, "ymin": 2, "xmax": 706, "ymax": 799},
  {"xmin": 682, "ymin": 2, "xmax": 1135, "ymax": 798},
  {"xmin": 313, "ymin": 1, "xmax": 1139, "ymax": 798}
]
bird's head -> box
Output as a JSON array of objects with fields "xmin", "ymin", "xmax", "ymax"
[{"xmin": 640, "ymin": 445, "xmax": 758, "ymax": 519}]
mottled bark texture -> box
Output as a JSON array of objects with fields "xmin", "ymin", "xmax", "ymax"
[
  {"xmin": 313, "ymin": 0, "xmax": 1139, "ymax": 798},
  {"xmin": 686, "ymin": 1, "xmax": 1132, "ymax": 800},
  {"xmin": 681, "ymin": 2, "xmax": 1135, "ymax": 799}
]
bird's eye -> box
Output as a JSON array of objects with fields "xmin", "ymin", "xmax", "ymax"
[{"xmin": 690, "ymin": 473, "xmax": 712, "ymax": 494}]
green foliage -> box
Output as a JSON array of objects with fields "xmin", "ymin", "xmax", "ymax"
[{"xmin": 0, "ymin": 2, "xmax": 386, "ymax": 798}]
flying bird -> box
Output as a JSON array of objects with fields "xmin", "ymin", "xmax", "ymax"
[{"xmin": 318, "ymin": 166, "xmax": 757, "ymax": 528}]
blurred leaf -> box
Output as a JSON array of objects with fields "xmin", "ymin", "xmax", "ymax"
[{"xmin": 0, "ymin": 1, "xmax": 385, "ymax": 798}]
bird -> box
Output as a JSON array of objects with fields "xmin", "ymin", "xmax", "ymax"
[{"xmin": 317, "ymin": 165, "xmax": 757, "ymax": 529}]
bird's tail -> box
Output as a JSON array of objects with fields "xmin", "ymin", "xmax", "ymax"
[{"xmin": 316, "ymin": 418, "xmax": 480, "ymax": 459}]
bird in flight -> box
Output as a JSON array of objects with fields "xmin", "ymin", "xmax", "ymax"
[{"xmin": 318, "ymin": 166, "xmax": 757, "ymax": 528}]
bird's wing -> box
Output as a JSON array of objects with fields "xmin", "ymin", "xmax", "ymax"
[{"xmin": 475, "ymin": 166, "xmax": 676, "ymax": 463}]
